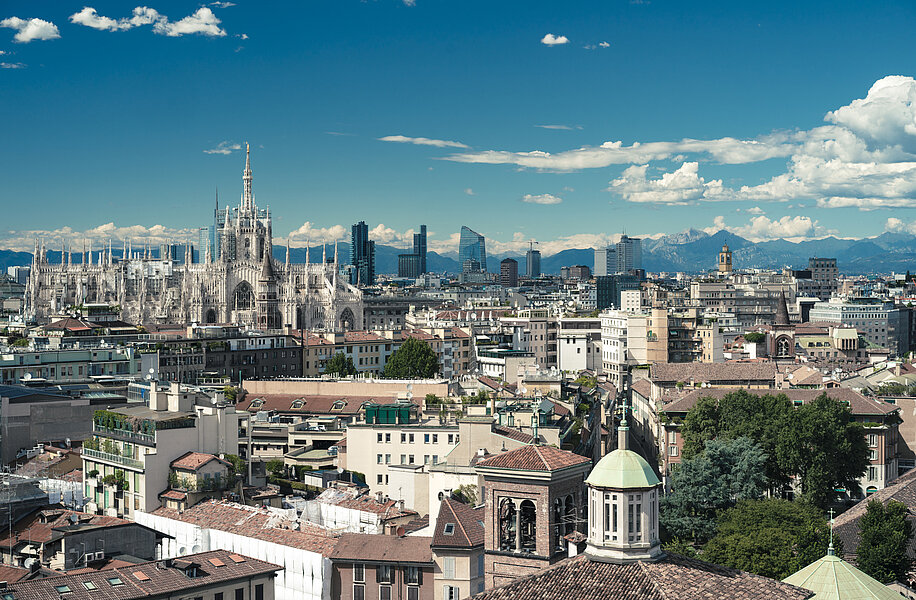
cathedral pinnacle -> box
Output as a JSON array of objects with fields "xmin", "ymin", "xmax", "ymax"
[{"xmin": 242, "ymin": 142, "xmax": 253, "ymax": 209}]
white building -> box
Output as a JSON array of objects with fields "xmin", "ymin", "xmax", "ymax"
[{"xmin": 556, "ymin": 317, "xmax": 601, "ymax": 373}]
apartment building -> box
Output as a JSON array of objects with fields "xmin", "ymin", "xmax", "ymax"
[
  {"xmin": 82, "ymin": 382, "xmax": 240, "ymax": 517},
  {"xmin": 500, "ymin": 309, "xmax": 558, "ymax": 370},
  {"xmin": 556, "ymin": 317, "xmax": 601, "ymax": 373},
  {"xmin": 809, "ymin": 297, "xmax": 910, "ymax": 357},
  {"xmin": 0, "ymin": 347, "xmax": 140, "ymax": 385},
  {"xmin": 330, "ymin": 534, "xmax": 435, "ymax": 600}
]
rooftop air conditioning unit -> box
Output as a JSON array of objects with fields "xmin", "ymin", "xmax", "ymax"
[{"xmin": 94, "ymin": 551, "xmax": 105, "ymax": 561}]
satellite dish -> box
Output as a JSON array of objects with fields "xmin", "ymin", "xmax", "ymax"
[
  {"xmin": 148, "ymin": 368, "xmax": 155, "ymax": 374},
  {"xmin": 23, "ymin": 373, "xmax": 32, "ymax": 381}
]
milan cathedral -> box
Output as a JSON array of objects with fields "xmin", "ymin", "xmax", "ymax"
[{"xmin": 27, "ymin": 145, "xmax": 363, "ymax": 330}]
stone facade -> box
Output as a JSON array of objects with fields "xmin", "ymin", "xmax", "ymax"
[{"xmin": 27, "ymin": 146, "xmax": 363, "ymax": 331}]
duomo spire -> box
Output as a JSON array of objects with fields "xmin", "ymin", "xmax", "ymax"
[{"xmin": 242, "ymin": 142, "xmax": 253, "ymax": 209}]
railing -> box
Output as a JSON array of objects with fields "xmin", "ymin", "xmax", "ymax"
[
  {"xmin": 93, "ymin": 424, "xmax": 155, "ymax": 445},
  {"xmin": 82, "ymin": 448, "xmax": 144, "ymax": 469}
]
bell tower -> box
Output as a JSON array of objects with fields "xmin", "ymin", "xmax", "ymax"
[
  {"xmin": 717, "ymin": 243, "xmax": 732, "ymax": 274},
  {"xmin": 475, "ymin": 445, "xmax": 591, "ymax": 589}
]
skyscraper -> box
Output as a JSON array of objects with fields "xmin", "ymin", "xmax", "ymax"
[
  {"xmin": 616, "ymin": 235, "xmax": 642, "ymax": 273},
  {"xmin": 351, "ymin": 221, "xmax": 375, "ymax": 285},
  {"xmin": 458, "ymin": 226, "xmax": 487, "ymax": 273},
  {"xmin": 526, "ymin": 248, "xmax": 541, "ymax": 278},
  {"xmin": 594, "ymin": 246, "xmax": 616, "ymax": 276},
  {"xmin": 413, "ymin": 225, "xmax": 427, "ymax": 274},
  {"xmin": 500, "ymin": 258, "xmax": 518, "ymax": 287}
]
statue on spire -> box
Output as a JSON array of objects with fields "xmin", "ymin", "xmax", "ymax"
[{"xmin": 242, "ymin": 142, "xmax": 253, "ymax": 209}]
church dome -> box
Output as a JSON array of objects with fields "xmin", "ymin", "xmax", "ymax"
[{"xmin": 586, "ymin": 448, "xmax": 660, "ymax": 489}]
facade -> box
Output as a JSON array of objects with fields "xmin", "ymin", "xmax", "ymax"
[
  {"xmin": 809, "ymin": 298, "xmax": 908, "ymax": 356},
  {"xmin": 432, "ymin": 499, "xmax": 485, "ymax": 600},
  {"xmin": 0, "ymin": 347, "xmax": 140, "ymax": 385},
  {"xmin": 399, "ymin": 254, "xmax": 422, "ymax": 278},
  {"xmin": 330, "ymin": 533, "xmax": 435, "ymax": 600},
  {"xmin": 556, "ymin": 317, "xmax": 601, "ymax": 373},
  {"xmin": 351, "ymin": 221, "xmax": 376, "ymax": 286},
  {"xmin": 28, "ymin": 146, "xmax": 363, "ymax": 331},
  {"xmin": 561, "ymin": 265, "xmax": 591, "ymax": 280},
  {"xmin": 82, "ymin": 383, "xmax": 240, "ymax": 517},
  {"xmin": 416, "ymin": 225, "xmax": 428, "ymax": 274},
  {"xmin": 459, "ymin": 227, "xmax": 487, "ymax": 273},
  {"xmin": 593, "ymin": 247, "xmax": 615, "ymax": 277},
  {"xmin": 595, "ymin": 275, "xmax": 640, "ymax": 310},
  {"xmin": 499, "ymin": 259, "xmax": 518, "ymax": 288},
  {"xmin": 800, "ymin": 257, "xmax": 838, "ymax": 300},
  {"xmin": 525, "ymin": 249, "xmax": 541, "ymax": 279},
  {"xmin": 616, "ymin": 235, "xmax": 642, "ymax": 273}
]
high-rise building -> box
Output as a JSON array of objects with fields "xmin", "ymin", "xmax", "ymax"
[
  {"xmin": 413, "ymin": 224, "xmax": 427, "ymax": 273},
  {"xmin": 526, "ymin": 248, "xmax": 541, "ymax": 278},
  {"xmin": 594, "ymin": 247, "xmax": 616, "ymax": 276},
  {"xmin": 616, "ymin": 235, "xmax": 642, "ymax": 273},
  {"xmin": 398, "ymin": 253, "xmax": 421, "ymax": 278},
  {"xmin": 500, "ymin": 258, "xmax": 518, "ymax": 287},
  {"xmin": 351, "ymin": 221, "xmax": 375, "ymax": 285},
  {"xmin": 458, "ymin": 226, "xmax": 487, "ymax": 273}
]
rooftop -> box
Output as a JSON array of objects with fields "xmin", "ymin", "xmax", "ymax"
[
  {"xmin": 650, "ymin": 362, "xmax": 778, "ymax": 384},
  {"xmin": 662, "ymin": 388, "xmax": 898, "ymax": 417},
  {"xmin": 432, "ymin": 498, "xmax": 484, "ymax": 549},
  {"xmin": 782, "ymin": 553, "xmax": 903, "ymax": 599},
  {"xmin": 329, "ymin": 533, "xmax": 433, "ymax": 564},
  {"xmin": 475, "ymin": 445, "xmax": 591, "ymax": 472}
]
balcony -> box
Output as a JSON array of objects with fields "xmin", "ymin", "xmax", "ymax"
[
  {"xmin": 82, "ymin": 448, "xmax": 144, "ymax": 470},
  {"xmin": 93, "ymin": 424, "xmax": 155, "ymax": 446}
]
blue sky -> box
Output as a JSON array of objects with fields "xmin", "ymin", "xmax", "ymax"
[{"xmin": 2, "ymin": 0, "xmax": 916, "ymax": 256}]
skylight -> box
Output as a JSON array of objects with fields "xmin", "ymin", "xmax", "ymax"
[
  {"xmin": 443, "ymin": 523, "xmax": 455, "ymax": 535},
  {"xmin": 107, "ymin": 577, "xmax": 124, "ymax": 586}
]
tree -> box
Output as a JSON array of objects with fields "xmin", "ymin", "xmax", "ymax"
[
  {"xmin": 856, "ymin": 499, "xmax": 913, "ymax": 583},
  {"xmin": 776, "ymin": 393, "xmax": 869, "ymax": 509},
  {"xmin": 265, "ymin": 459, "xmax": 285, "ymax": 477},
  {"xmin": 660, "ymin": 437, "xmax": 768, "ymax": 543},
  {"xmin": 222, "ymin": 386, "xmax": 239, "ymax": 402},
  {"xmin": 703, "ymin": 499, "xmax": 834, "ymax": 580},
  {"xmin": 680, "ymin": 395, "xmax": 720, "ymax": 459},
  {"xmin": 453, "ymin": 484, "xmax": 478, "ymax": 505},
  {"xmin": 743, "ymin": 332, "xmax": 766, "ymax": 344},
  {"xmin": 324, "ymin": 352, "xmax": 357, "ymax": 377},
  {"xmin": 383, "ymin": 338, "xmax": 439, "ymax": 379}
]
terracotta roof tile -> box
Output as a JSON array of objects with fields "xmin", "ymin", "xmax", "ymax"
[
  {"xmin": 470, "ymin": 553, "xmax": 812, "ymax": 600},
  {"xmin": 650, "ymin": 362, "xmax": 778, "ymax": 384},
  {"xmin": 662, "ymin": 388, "xmax": 898, "ymax": 417},
  {"xmin": 432, "ymin": 499, "xmax": 484, "ymax": 549},
  {"xmin": 329, "ymin": 533, "xmax": 433, "ymax": 564},
  {"xmin": 170, "ymin": 451, "xmax": 229, "ymax": 471},
  {"xmin": 492, "ymin": 425, "xmax": 535, "ymax": 444},
  {"xmin": 475, "ymin": 445, "xmax": 591, "ymax": 472}
]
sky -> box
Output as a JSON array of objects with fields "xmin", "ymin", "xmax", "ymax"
[{"xmin": 2, "ymin": 0, "xmax": 916, "ymax": 257}]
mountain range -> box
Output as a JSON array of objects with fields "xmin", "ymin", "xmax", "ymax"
[{"xmin": 3, "ymin": 230, "xmax": 916, "ymax": 276}]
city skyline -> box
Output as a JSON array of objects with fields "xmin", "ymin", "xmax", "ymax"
[{"xmin": 2, "ymin": 1, "xmax": 916, "ymax": 256}]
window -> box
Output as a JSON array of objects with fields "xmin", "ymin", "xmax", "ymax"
[
  {"xmin": 83, "ymin": 582, "xmax": 97, "ymax": 591},
  {"xmin": 385, "ymin": 454, "xmax": 391, "ymax": 464},
  {"xmin": 379, "ymin": 586, "xmax": 391, "ymax": 600},
  {"xmin": 406, "ymin": 565, "xmax": 421, "ymax": 585},
  {"xmin": 424, "ymin": 434, "xmax": 430, "ymax": 444},
  {"xmin": 408, "ymin": 587, "xmax": 419, "ymax": 600},
  {"xmin": 385, "ymin": 433, "xmax": 391, "ymax": 443},
  {"xmin": 255, "ymin": 584, "xmax": 264, "ymax": 600},
  {"xmin": 377, "ymin": 565, "xmax": 393, "ymax": 583},
  {"xmin": 378, "ymin": 454, "xmax": 383, "ymax": 464},
  {"xmin": 354, "ymin": 563, "xmax": 365, "ymax": 582},
  {"xmin": 869, "ymin": 466, "xmax": 879, "ymax": 481},
  {"xmin": 868, "ymin": 434, "xmax": 878, "ymax": 447},
  {"xmin": 378, "ymin": 433, "xmax": 384, "ymax": 443},
  {"xmin": 216, "ymin": 594, "xmax": 224, "ymax": 600},
  {"xmin": 432, "ymin": 434, "xmax": 438, "ymax": 443},
  {"xmin": 401, "ymin": 454, "xmax": 407, "ymax": 464},
  {"xmin": 353, "ymin": 585, "xmax": 365, "ymax": 600},
  {"xmin": 668, "ymin": 445, "xmax": 678, "ymax": 457},
  {"xmin": 442, "ymin": 556, "xmax": 455, "ymax": 579},
  {"xmin": 409, "ymin": 433, "xmax": 414, "ymax": 443},
  {"xmin": 236, "ymin": 587, "xmax": 245, "ymax": 600},
  {"xmin": 55, "ymin": 585, "xmax": 72, "ymax": 593},
  {"xmin": 869, "ymin": 449, "xmax": 879, "ymax": 461},
  {"xmin": 444, "ymin": 585, "xmax": 459, "ymax": 600},
  {"xmin": 477, "ymin": 553, "xmax": 484, "ymax": 578},
  {"xmin": 443, "ymin": 523, "xmax": 455, "ymax": 535},
  {"xmin": 401, "ymin": 433, "xmax": 407, "ymax": 443},
  {"xmin": 107, "ymin": 577, "xmax": 124, "ymax": 587},
  {"xmin": 377, "ymin": 474, "xmax": 384, "ymax": 484}
]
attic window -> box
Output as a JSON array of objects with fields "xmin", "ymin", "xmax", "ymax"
[
  {"xmin": 332, "ymin": 401, "xmax": 345, "ymax": 411},
  {"xmin": 228, "ymin": 554, "xmax": 246, "ymax": 563},
  {"xmin": 107, "ymin": 577, "xmax": 123, "ymax": 587},
  {"xmin": 55, "ymin": 586, "xmax": 72, "ymax": 594},
  {"xmin": 82, "ymin": 582, "xmax": 97, "ymax": 590},
  {"xmin": 291, "ymin": 400, "xmax": 304, "ymax": 409},
  {"xmin": 443, "ymin": 523, "xmax": 455, "ymax": 535},
  {"xmin": 133, "ymin": 571, "xmax": 151, "ymax": 581},
  {"xmin": 209, "ymin": 557, "xmax": 226, "ymax": 567},
  {"xmin": 2, "ymin": 594, "xmax": 14, "ymax": 600},
  {"xmin": 250, "ymin": 399, "xmax": 264, "ymax": 409}
]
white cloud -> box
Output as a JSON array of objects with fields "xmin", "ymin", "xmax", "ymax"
[
  {"xmin": 599, "ymin": 41, "xmax": 610, "ymax": 48},
  {"xmin": 154, "ymin": 7, "xmax": 225, "ymax": 37},
  {"xmin": 746, "ymin": 206, "xmax": 765, "ymax": 215},
  {"xmin": 826, "ymin": 76, "xmax": 916, "ymax": 152},
  {"xmin": 379, "ymin": 135, "xmax": 468, "ymax": 149},
  {"xmin": 238, "ymin": 33, "xmax": 248, "ymax": 40},
  {"xmin": 403, "ymin": 0, "xmax": 417, "ymax": 5},
  {"xmin": 69, "ymin": 7, "xmax": 131, "ymax": 31},
  {"xmin": 584, "ymin": 41, "xmax": 610, "ymax": 50},
  {"xmin": 522, "ymin": 193, "xmax": 563, "ymax": 205},
  {"xmin": 0, "ymin": 50, "xmax": 6, "ymax": 55},
  {"xmin": 203, "ymin": 141, "xmax": 242, "ymax": 155},
  {"xmin": 464, "ymin": 188, "xmax": 476, "ymax": 196},
  {"xmin": 287, "ymin": 222, "xmax": 348, "ymax": 245},
  {"xmin": 0, "ymin": 223, "xmax": 198, "ymax": 253},
  {"xmin": 69, "ymin": 6, "xmax": 226, "ymax": 37},
  {"xmin": 1, "ymin": 17, "xmax": 60, "ymax": 43},
  {"xmin": 0, "ymin": 62, "xmax": 25, "ymax": 69},
  {"xmin": 541, "ymin": 33, "xmax": 569, "ymax": 46},
  {"xmin": 704, "ymin": 214, "xmax": 828, "ymax": 242},
  {"xmin": 609, "ymin": 162, "xmax": 726, "ymax": 205},
  {"xmin": 535, "ymin": 124, "xmax": 581, "ymax": 130}
]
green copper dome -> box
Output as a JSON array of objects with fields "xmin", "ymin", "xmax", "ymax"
[
  {"xmin": 783, "ymin": 553, "xmax": 905, "ymax": 599},
  {"xmin": 585, "ymin": 448, "xmax": 661, "ymax": 489}
]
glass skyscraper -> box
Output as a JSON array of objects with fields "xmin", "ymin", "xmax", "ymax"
[
  {"xmin": 458, "ymin": 226, "xmax": 487, "ymax": 273},
  {"xmin": 351, "ymin": 221, "xmax": 375, "ymax": 285},
  {"xmin": 413, "ymin": 225, "xmax": 427, "ymax": 273}
]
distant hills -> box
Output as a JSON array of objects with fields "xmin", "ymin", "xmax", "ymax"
[{"xmin": 5, "ymin": 229, "xmax": 916, "ymax": 276}]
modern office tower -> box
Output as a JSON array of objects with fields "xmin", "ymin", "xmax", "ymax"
[
  {"xmin": 398, "ymin": 253, "xmax": 421, "ymax": 278},
  {"xmin": 594, "ymin": 246, "xmax": 616, "ymax": 276},
  {"xmin": 526, "ymin": 248, "xmax": 541, "ymax": 278},
  {"xmin": 351, "ymin": 221, "xmax": 376, "ymax": 285},
  {"xmin": 616, "ymin": 235, "xmax": 642, "ymax": 273},
  {"xmin": 500, "ymin": 258, "xmax": 519, "ymax": 287},
  {"xmin": 458, "ymin": 226, "xmax": 487, "ymax": 273},
  {"xmin": 413, "ymin": 225, "xmax": 427, "ymax": 273},
  {"xmin": 808, "ymin": 257, "xmax": 838, "ymax": 298},
  {"xmin": 197, "ymin": 227, "xmax": 211, "ymax": 262}
]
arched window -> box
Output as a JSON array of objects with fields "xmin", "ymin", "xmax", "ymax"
[
  {"xmin": 205, "ymin": 309, "xmax": 217, "ymax": 324},
  {"xmin": 519, "ymin": 500, "xmax": 537, "ymax": 552},
  {"xmin": 234, "ymin": 281, "xmax": 254, "ymax": 310},
  {"xmin": 776, "ymin": 336, "xmax": 792, "ymax": 357},
  {"xmin": 498, "ymin": 498, "xmax": 516, "ymax": 551}
]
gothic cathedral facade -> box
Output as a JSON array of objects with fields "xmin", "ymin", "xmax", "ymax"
[{"xmin": 27, "ymin": 145, "xmax": 363, "ymax": 330}]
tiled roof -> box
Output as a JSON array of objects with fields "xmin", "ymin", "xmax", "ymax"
[
  {"xmin": 329, "ymin": 533, "xmax": 433, "ymax": 564},
  {"xmin": 0, "ymin": 564, "xmax": 29, "ymax": 583},
  {"xmin": 833, "ymin": 468, "xmax": 916, "ymax": 562},
  {"xmin": 475, "ymin": 445, "xmax": 591, "ymax": 472},
  {"xmin": 470, "ymin": 553, "xmax": 812, "ymax": 600},
  {"xmin": 650, "ymin": 362, "xmax": 778, "ymax": 384},
  {"xmin": 170, "ymin": 451, "xmax": 229, "ymax": 471},
  {"xmin": 60, "ymin": 468, "xmax": 83, "ymax": 482},
  {"xmin": 492, "ymin": 425, "xmax": 535, "ymax": 444},
  {"xmin": 158, "ymin": 490, "xmax": 187, "ymax": 500},
  {"xmin": 150, "ymin": 500, "xmax": 339, "ymax": 556},
  {"xmin": 343, "ymin": 331, "xmax": 387, "ymax": 343},
  {"xmin": 432, "ymin": 499, "xmax": 484, "ymax": 549},
  {"xmin": 662, "ymin": 388, "xmax": 898, "ymax": 417},
  {"xmin": 315, "ymin": 488, "xmax": 417, "ymax": 519},
  {"xmin": 631, "ymin": 378, "xmax": 652, "ymax": 399},
  {"xmin": 7, "ymin": 549, "xmax": 280, "ymax": 600},
  {"xmin": 0, "ymin": 509, "xmax": 131, "ymax": 549}
]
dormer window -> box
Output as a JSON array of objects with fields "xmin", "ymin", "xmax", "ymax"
[
  {"xmin": 332, "ymin": 401, "xmax": 346, "ymax": 411},
  {"xmin": 250, "ymin": 399, "xmax": 264, "ymax": 409},
  {"xmin": 443, "ymin": 523, "xmax": 455, "ymax": 535},
  {"xmin": 291, "ymin": 400, "xmax": 304, "ymax": 409}
]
